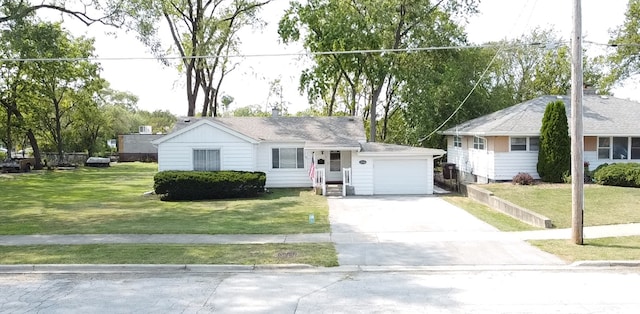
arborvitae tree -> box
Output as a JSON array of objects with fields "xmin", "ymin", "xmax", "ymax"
[{"xmin": 537, "ymin": 100, "xmax": 571, "ymax": 182}]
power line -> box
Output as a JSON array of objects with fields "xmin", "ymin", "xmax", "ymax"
[
  {"xmin": 0, "ymin": 42, "xmax": 552, "ymax": 62},
  {"xmin": 418, "ymin": 0, "xmax": 541, "ymax": 143}
]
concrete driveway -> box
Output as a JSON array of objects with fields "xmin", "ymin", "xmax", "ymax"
[{"xmin": 328, "ymin": 196, "xmax": 565, "ymax": 266}]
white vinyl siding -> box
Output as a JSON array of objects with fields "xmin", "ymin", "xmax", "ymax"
[
  {"xmin": 351, "ymin": 154, "xmax": 374, "ymax": 195},
  {"xmin": 193, "ymin": 149, "xmax": 220, "ymax": 171},
  {"xmin": 257, "ymin": 143, "xmax": 310, "ymax": 188},
  {"xmin": 156, "ymin": 123, "xmax": 255, "ymax": 172},
  {"xmin": 493, "ymin": 152, "xmax": 540, "ymax": 180}
]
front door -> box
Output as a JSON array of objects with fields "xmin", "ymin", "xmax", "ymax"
[{"xmin": 326, "ymin": 151, "xmax": 342, "ymax": 183}]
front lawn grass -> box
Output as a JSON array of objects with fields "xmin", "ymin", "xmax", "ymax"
[
  {"xmin": 482, "ymin": 183, "xmax": 640, "ymax": 228},
  {"xmin": 0, "ymin": 163, "xmax": 329, "ymax": 235},
  {"xmin": 0, "ymin": 243, "xmax": 338, "ymax": 266},
  {"xmin": 442, "ymin": 194, "xmax": 539, "ymax": 232},
  {"xmin": 529, "ymin": 236, "xmax": 640, "ymax": 262}
]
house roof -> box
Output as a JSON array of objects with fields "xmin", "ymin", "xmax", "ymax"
[
  {"xmin": 359, "ymin": 142, "xmax": 446, "ymax": 157},
  {"xmin": 156, "ymin": 116, "xmax": 367, "ymax": 147},
  {"xmin": 441, "ymin": 95, "xmax": 640, "ymax": 137}
]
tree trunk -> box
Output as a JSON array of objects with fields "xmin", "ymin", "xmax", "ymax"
[{"xmin": 26, "ymin": 129, "xmax": 43, "ymax": 170}]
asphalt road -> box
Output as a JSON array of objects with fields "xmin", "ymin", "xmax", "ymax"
[{"xmin": 1, "ymin": 268, "xmax": 639, "ymax": 313}]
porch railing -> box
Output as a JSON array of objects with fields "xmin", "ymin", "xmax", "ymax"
[
  {"xmin": 342, "ymin": 167, "xmax": 352, "ymax": 196},
  {"xmin": 314, "ymin": 168, "xmax": 326, "ymax": 196}
]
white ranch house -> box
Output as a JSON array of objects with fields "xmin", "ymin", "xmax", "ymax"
[
  {"xmin": 152, "ymin": 115, "xmax": 444, "ymax": 195},
  {"xmin": 442, "ymin": 95, "xmax": 640, "ymax": 183}
]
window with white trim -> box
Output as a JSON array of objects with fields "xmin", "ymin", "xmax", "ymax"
[
  {"xmin": 453, "ymin": 135, "xmax": 462, "ymax": 148},
  {"xmin": 510, "ymin": 137, "xmax": 527, "ymax": 151},
  {"xmin": 529, "ymin": 137, "xmax": 540, "ymax": 151},
  {"xmin": 193, "ymin": 149, "xmax": 220, "ymax": 171},
  {"xmin": 473, "ymin": 136, "xmax": 486, "ymax": 150},
  {"xmin": 632, "ymin": 137, "xmax": 640, "ymax": 159},
  {"xmin": 613, "ymin": 137, "xmax": 628, "ymax": 160},
  {"xmin": 272, "ymin": 148, "xmax": 304, "ymax": 169},
  {"xmin": 598, "ymin": 137, "xmax": 610, "ymax": 159}
]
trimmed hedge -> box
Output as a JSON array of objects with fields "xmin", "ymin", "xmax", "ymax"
[
  {"xmin": 154, "ymin": 170, "xmax": 267, "ymax": 201},
  {"xmin": 593, "ymin": 163, "xmax": 640, "ymax": 188}
]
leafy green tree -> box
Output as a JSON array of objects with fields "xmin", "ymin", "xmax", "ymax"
[
  {"xmin": 537, "ymin": 101, "xmax": 571, "ymax": 183},
  {"xmin": 129, "ymin": 0, "xmax": 271, "ymax": 117},
  {"xmin": 609, "ymin": 0, "xmax": 640, "ymax": 82},
  {"xmin": 279, "ymin": 0, "xmax": 479, "ymax": 142}
]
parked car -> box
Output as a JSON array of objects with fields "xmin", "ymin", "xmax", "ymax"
[{"xmin": 0, "ymin": 158, "xmax": 35, "ymax": 173}]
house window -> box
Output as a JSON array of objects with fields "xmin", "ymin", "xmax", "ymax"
[
  {"xmin": 632, "ymin": 138, "xmax": 640, "ymax": 160},
  {"xmin": 453, "ymin": 135, "xmax": 462, "ymax": 148},
  {"xmin": 613, "ymin": 137, "xmax": 628, "ymax": 160},
  {"xmin": 598, "ymin": 137, "xmax": 610, "ymax": 159},
  {"xmin": 193, "ymin": 149, "xmax": 220, "ymax": 171},
  {"xmin": 473, "ymin": 136, "xmax": 485, "ymax": 150},
  {"xmin": 510, "ymin": 137, "xmax": 527, "ymax": 151},
  {"xmin": 272, "ymin": 148, "xmax": 304, "ymax": 169},
  {"xmin": 529, "ymin": 137, "xmax": 540, "ymax": 151}
]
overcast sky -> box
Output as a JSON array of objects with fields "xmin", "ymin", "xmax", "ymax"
[{"xmin": 66, "ymin": 0, "xmax": 635, "ymax": 116}]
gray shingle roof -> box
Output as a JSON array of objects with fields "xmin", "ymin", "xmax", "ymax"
[
  {"xmin": 173, "ymin": 116, "xmax": 366, "ymax": 147},
  {"xmin": 360, "ymin": 142, "xmax": 445, "ymax": 156},
  {"xmin": 441, "ymin": 95, "xmax": 640, "ymax": 136}
]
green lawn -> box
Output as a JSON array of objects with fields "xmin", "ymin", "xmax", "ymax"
[
  {"xmin": 0, "ymin": 243, "xmax": 338, "ymax": 266},
  {"xmin": 0, "ymin": 163, "xmax": 329, "ymax": 235},
  {"xmin": 482, "ymin": 183, "xmax": 640, "ymax": 228},
  {"xmin": 529, "ymin": 236, "xmax": 640, "ymax": 263},
  {"xmin": 442, "ymin": 194, "xmax": 539, "ymax": 231}
]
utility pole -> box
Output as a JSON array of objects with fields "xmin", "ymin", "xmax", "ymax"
[{"xmin": 571, "ymin": 0, "xmax": 584, "ymax": 245}]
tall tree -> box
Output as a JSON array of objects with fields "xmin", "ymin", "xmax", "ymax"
[
  {"xmin": 131, "ymin": 0, "xmax": 271, "ymax": 117},
  {"xmin": 537, "ymin": 101, "xmax": 571, "ymax": 183},
  {"xmin": 609, "ymin": 0, "xmax": 640, "ymax": 85},
  {"xmin": 279, "ymin": 0, "xmax": 478, "ymax": 142}
]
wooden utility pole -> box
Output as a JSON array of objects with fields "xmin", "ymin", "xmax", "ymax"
[{"xmin": 571, "ymin": 0, "xmax": 584, "ymax": 244}]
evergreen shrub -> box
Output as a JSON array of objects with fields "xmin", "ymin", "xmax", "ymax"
[{"xmin": 154, "ymin": 170, "xmax": 267, "ymax": 201}]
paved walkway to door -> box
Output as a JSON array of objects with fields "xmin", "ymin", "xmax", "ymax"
[{"xmin": 328, "ymin": 196, "xmax": 566, "ymax": 266}]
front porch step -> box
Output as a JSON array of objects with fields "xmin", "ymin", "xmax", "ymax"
[{"xmin": 325, "ymin": 184, "xmax": 343, "ymax": 196}]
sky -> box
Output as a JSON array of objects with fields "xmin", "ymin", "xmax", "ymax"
[{"xmin": 64, "ymin": 0, "xmax": 636, "ymax": 116}]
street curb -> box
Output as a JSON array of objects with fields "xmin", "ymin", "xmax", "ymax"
[
  {"xmin": 0, "ymin": 264, "xmax": 323, "ymax": 274},
  {"xmin": 570, "ymin": 260, "xmax": 640, "ymax": 267}
]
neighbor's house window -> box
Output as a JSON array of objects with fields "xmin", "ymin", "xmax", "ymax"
[
  {"xmin": 613, "ymin": 137, "xmax": 628, "ymax": 160},
  {"xmin": 598, "ymin": 137, "xmax": 637, "ymax": 160},
  {"xmin": 510, "ymin": 137, "xmax": 527, "ymax": 151},
  {"xmin": 272, "ymin": 148, "xmax": 304, "ymax": 169},
  {"xmin": 473, "ymin": 136, "xmax": 486, "ymax": 150},
  {"xmin": 632, "ymin": 138, "xmax": 640, "ymax": 159},
  {"xmin": 598, "ymin": 137, "xmax": 610, "ymax": 159},
  {"xmin": 510, "ymin": 136, "xmax": 539, "ymax": 151},
  {"xmin": 453, "ymin": 135, "xmax": 462, "ymax": 148},
  {"xmin": 529, "ymin": 137, "xmax": 539, "ymax": 151},
  {"xmin": 193, "ymin": 149, "xmax": 220, "ymax": 171}
]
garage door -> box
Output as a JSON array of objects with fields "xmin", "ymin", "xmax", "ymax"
[{"xmin": 373, "ymin": 159, "xmax": 430, "ymax": 194}]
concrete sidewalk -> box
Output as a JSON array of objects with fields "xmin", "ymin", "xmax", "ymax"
[{"xmin": 1, "ymin": 223, "xmax": 640, "ymax": 246}]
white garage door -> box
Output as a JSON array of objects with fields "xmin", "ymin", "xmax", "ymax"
[{"xmin": 373, "ymin": 159, "xmax": 430, "ymax": 195}]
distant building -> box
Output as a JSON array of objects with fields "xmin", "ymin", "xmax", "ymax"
[{"xmin": 118, "ymin": 133, "xmax": 164, "ymax": 162}]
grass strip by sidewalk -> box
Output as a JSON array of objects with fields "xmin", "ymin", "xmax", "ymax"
[
  {"xmin": 0, "ymin": 243, "xmax": 339, "ymax": 267},
  {"xmin": 442, "ymin": 195, "xmax": 539, "ymax": 232},
  {"xmin": 529, "ymin": 236, "xmax": 640, "ymax": 263}
]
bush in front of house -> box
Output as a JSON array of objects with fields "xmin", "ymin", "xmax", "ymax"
[
  {"xmin": 537, "ymin": 100, "xmax": 571, "ymax": 183},
  {"xmin": 154, "ymin": 170, "xmax": 267, "ymax": 201},
  {"xmin": 512, "ymin": 172, "xmax": 535, "ymax": 185},
  {"xmin": 593, "ymin": 163, "xmax": 640, "ymax": 188}
]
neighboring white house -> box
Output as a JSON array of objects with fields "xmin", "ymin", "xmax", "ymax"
[
  {"xmin": 151, "ymin": 115, "xmax": 445, "ymax": 195},
  {"xmin": 441, "ymin": 95, "xmax": 640, "ymax": 183}
]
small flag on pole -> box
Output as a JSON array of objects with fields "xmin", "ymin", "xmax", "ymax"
[{"xmin": 309, "ymin": 153, "xmax": 316, "ymax": 183}]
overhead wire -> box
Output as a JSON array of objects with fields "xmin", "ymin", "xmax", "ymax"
[{"xmin": 417, "ymin": 0, "xmax": 541, "ymax": 144}]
